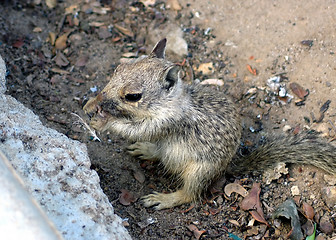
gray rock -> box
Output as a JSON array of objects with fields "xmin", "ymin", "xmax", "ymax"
[
  {"xmin": 0, "ymin": 55, "xmax": 6, "ymax": 93},
  {"xmin": 0, "ymin": 56, "xmax": 131, "ymax": 240}
]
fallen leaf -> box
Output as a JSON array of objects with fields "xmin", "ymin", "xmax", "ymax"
[
  {"xmin": 55, "ymin": 31, "xmax": 71, "ymax": 50},
  {"xmin": 247, "ymin": 64, "xmax": 257, "ymax": 75},
  {"xmin": 187, "ymin": 224, "xmax": 206, "ymax": 240},
  {"xmin": 50, "ymin": 67, "xmax": 70, "ymax": 74},
  {"xmin": 54, "ymin": 51, "xmax": 69, "ymax": 67},
  {"xmin": 45, "ymin": 0, "xmax": 57, "ymax": 9},
  {"xmin": 114, "ymin": 24, "xmax": 134, "ymax": 38},
  {"xmin": 240, "ymin": 182, "xmax": 269, "ymax": 226},
  {"xmin": 272, "ymin": 199, "xmax": 303, "ymax": 240},
  {"xmin": 119, "ymin": 189, "xmax": 136, "ymax": 206},
  {"xmin": 167, "ymin": 0, "xmax": 182, "ymax": 10},
  {"xmin": 302, "ymin": 219, "xmax": 315, "ymax": 236},
  {"xmin": 33, "ymin": 27, "xmax": 42, "ymax": 33},
  {"xmin": 75, "ymin": 55, "xmax": 89, "ymax": 67},
  {"xmin": 289, "ymin": 82, "xmax": 309, "ymax": 100},
  {"xmin": 12, "ymin": 39, "xmax": 24, "ymax": 48},
  {"xmin": 319, "ymin": 215, "xmax": 334, "ymax": 234},
  {"xmin": 89, "ymin": 21, "xmax": 106, "ymax": 27},
  {"xmin": 65, "ymin": 4, "xmax": 78, "ymax": 14},
  {"xmin": 229, "ymin": 219, "xmax": 240, "ymax": 226},
  {"xmin": 224, "ymin": 183, "xmax": 248, "ymax": 197},
  {"xmin": 302, "ymin": 202, "xmax": 314, "ymax": 220},
  {"xmin": 133, "ymin": 170, "xmax": 145, "ymax": 183},
  {"xmin": 209, "ymin": 207, "xmax": 220, "ymax": 215},
  {"xmin": 97, "ymin": 26, "xmax": 112, "ymax": 39},
  {"xmin": 200, "ymin": 79, "xmax": 224, "ymax": 86},
  {"xmin": 48, "ymin": 32, "xmax": 56, "ymax": 45},
  {"xmin": 139, "ymin": 0, "xmax": 156, "ymax": 7},
  {"xmin": 305, "ymin": 223, "xmax": 316, "ymax": 240}
]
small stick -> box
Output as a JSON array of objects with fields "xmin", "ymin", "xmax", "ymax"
[{"xmin": 71, "ymin": 113, "xmax": 101, "ymax": 142}]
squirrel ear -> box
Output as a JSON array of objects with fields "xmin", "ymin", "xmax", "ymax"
[
  {"xmin": 163, "ymin": 66, "xmax": 179, "ymax": 90},
  {"xmin": 150, "ymin": 38, "xmax": 167, "ymax": 59}
]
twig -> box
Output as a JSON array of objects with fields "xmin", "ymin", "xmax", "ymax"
[{"xmin": 71, "ymin": 113, "xmax": 101, "ymax": 142}]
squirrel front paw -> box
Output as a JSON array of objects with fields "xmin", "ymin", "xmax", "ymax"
[{"xmin": 127, "ymin": 142, "xmax": 159, "ymax": 161}]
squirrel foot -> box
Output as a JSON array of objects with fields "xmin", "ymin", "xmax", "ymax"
[
  {"xmin": 127, "ymin": 142, "xmax": 159, "ymax": 161},
  {"xmin": 141, "ymin": 190, "xmax": 192, "ymax": 210}
]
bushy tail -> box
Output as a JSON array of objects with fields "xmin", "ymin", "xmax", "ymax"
[{"xmin": 227, "ymin": 131, "xmax": 336, "ymax": 176}]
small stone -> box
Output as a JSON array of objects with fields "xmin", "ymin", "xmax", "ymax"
[
  {"xmin": 326, "ymin": 81, "xmax": 331, "ymax": 87},
  {"xmin": 283, "ymin": 125, "xmax": 291, "ymax": 132},
  {"xmin": 323, "ymin": 174, "xmax": 336, "ymax": 186},
  {"xmin": 196, "ymin": 62, "xmax": 214, "ymax": 75},
  {"xmin": 291, "ymin": 186, "xmax": 300, "ymax": 196},
  {"xmin": 319, "ymin": 215, "xmax": 334, "ymax": 234},
  {"xmin": 321, "ymin": 186, "xmax": 336, "ymax": 208}
]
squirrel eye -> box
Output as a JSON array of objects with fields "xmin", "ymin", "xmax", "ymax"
[{"xmin": 125, "ymin": 93, "xmax": 142, "ymax": 102}]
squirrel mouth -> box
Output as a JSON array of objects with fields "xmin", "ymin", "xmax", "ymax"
[{"xmin": 96, "ymin": 105, "xmax": 110, "ymax": 119}]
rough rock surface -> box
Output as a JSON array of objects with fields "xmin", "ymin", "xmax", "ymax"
[{"xmin": 0, "ymin": 55, "xmax": 131, "ymax": 240}]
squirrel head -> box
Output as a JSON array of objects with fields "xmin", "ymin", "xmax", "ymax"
[{"xmin": 84, "ymin": 39, "xmax": 183, "ymax": 128}]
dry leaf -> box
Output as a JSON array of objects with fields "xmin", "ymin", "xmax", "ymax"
[
  {"xmin": 12, "ymin": 39, "xmax": 24, "ymax": 48},
  {"xmin": 45, "ymin": 0, "xmax": 57, "ymax": 9},
  {"xmin": 228, "ymin": 219, "xmax": 240, "ymax": 226},
  {"xmin": 75, "ymin": 55, "xmax": 89, "ymax": 67},
  {"xmin": 55, "ymin": 31, "xmax": 71, "ymax": 50},
  {"xmin": 224, "ymin": 183, "xmax": 248, "ymax": 197},
  {"xmin": 48, "ymin": 32, "xmax": 56, "ymax": 45},
  {"xmin": 65, "ymin": 4, "xmax": 78, "ymax": 14},
  {"xmin": 33, "ymin": 27, "xmax": 42, "ymax": 33},
  {"xmin": 139, "ymin": 0, "xmax": 156, "ymax": 7},
  {"xmin": 119, "ymin": 189, "xmax": 136, "ymax": 206},
  {"xmin": 187, "ymin": 224, "xmax": 206, "ymax": 240},
  {"xmin": 289, "ymin": 82, "xmax": 308, "ymax": 100},
  {"xmin": 114, "ymin": 24, "xmax": 134, "ymax": 38},
  {"xmin": 240, "ymin": 182, "xmax": 269, "ymax": 226},
  {"xmin": 167, "ymin": 0, "xmax": 182, "ymax": 10},
  {"xmin": 133, "ymin": 170, "xmax": 145, "ymax": 183},
  {"xmin": 200, "ymin": 79, "xmax": 224, "ymax": 86},
  {"xmin": 55, "ymin": 51, "xmax": 69, "ymax": 67},
  {"xmin": 89, "ymin": 22, "xmax": 106, "ymax": 27},
  {"xmin": 50, "ymin": 67, "xmax": 70, "ymax": 74},
  {"xmin": 302, "ymin": 202, "xmax": 314, "ymax": 220}
]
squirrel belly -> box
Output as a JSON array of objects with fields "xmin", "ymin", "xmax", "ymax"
[{"xmin": 84, "ymin": 38, "xmax": 336, "ymax": 210}]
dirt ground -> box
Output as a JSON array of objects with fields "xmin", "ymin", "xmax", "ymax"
[{"xmin": 1, "ymin": 0, "xmax": 336, "ymax": 239}]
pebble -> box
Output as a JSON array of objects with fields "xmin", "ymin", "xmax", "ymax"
[
  {"xmin": 282, "ymin": 125, "xmax": 291, "ymax": 132},
  {"xmin": 323, "ymin": 174, "xmax": 336, "ymax": 186},
  {"xmin": 321, "ymin": 186, "xmax": 336, "ymax": 208},
  {"xmin": 291, "ymin": 185, "xmax": 300, "ymax": 196},
  {"xmin": 319, "ymin": 215, "xmax": 334, "ymax": 234}
]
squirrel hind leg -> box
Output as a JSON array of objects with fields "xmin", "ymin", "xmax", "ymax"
[
  {"xmin": 127, "ymin": 142, "xmax": 159, "ymax": 161},
  {"xmin": 142, "ymin": 161, "xmax": 220, "ymax": 210}
]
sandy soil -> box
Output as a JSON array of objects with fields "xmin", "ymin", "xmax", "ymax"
[{"xmin": 1, "ymin": 0, "xmax": 336, "ymax": 239}]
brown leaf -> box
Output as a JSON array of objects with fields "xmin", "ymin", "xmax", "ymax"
[
  {"xmin": 55, "ymin": 31, "xmax": 71, "ymax": 50},
  {"xmin": 75, "ymin": 55, "xmax": 89, "ymax": 67},
  {"xmin": 241, "ymin": 182, "xmax": 269, "ymax": 226},
  {"xmin": 302, "ymin": 202, "xmax": 314, "ymax": 220},
  {"xmin": 224, "ymin": 183, "xmax": 248, "ymax": 197},
  {"xmin": 187, "ymin": 224, "xmax": 206, "ymax": 240},
  {"xmin": 50, "ymin": 67, "xmax": 70, "ymax": 74},
  {"xmin": 114, "ymin": 24, "xmax": 134, "ymax": 38},
  {"xmin": 119, "ymin": 189, "xmax": 136, "ymax": 206},
  {"xmin": 97, "ymin": 27, "xmax": 112, "ymax": 39},
  {"xmin": 48, "ymin": 32, "xmax": 56, "ymax": 45},
  {"xmin": 167, "ymin": 0, "xmax": 182, "ymax": 10},
  {"xmin": 55, "ymin": 51, "xmax": 69, "ymax": 67},
  {"xmin": 45, "ymin": 0, "xmax": 57, "ymax": 9},
  {"xmin": 133, "ymin": 170, "xmax": 145, "ymax": 183},
  {"xmin": 289, "ymin": 82, "xmax": 309, "ymax": 100},
  {"xmin": 12, "ymin": 39, "xmax": 24, "ymax": 48}
]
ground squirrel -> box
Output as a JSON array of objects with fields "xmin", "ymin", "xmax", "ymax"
[{"xmin": 83, "ymin": 39, "xmax": 336, "ymax": 210}]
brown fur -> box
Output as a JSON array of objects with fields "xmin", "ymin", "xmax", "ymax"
[{"xmin": 83, "ymin": 39, "xmax": 336, "ymax": 210}]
